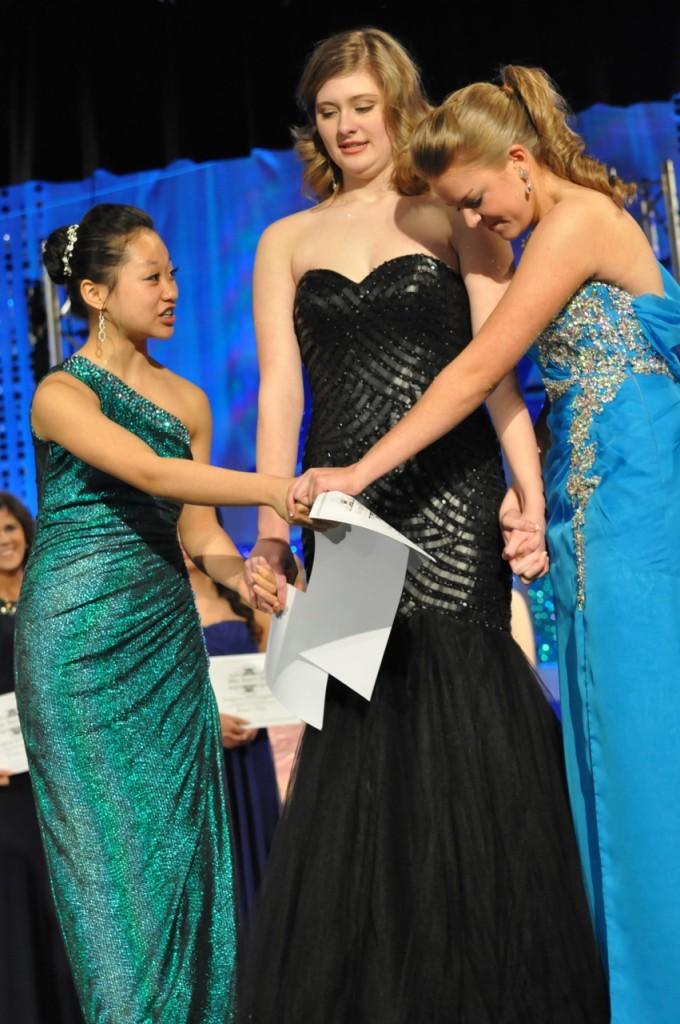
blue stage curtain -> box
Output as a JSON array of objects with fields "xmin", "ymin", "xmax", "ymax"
[{"xmin": 0, "ymin": 150, "xmax": 311, "ymax": 544}]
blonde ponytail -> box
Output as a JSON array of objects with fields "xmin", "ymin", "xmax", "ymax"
[{"xmin": 411, "ymin": 65, "xmax": 636, "ymax": 208}]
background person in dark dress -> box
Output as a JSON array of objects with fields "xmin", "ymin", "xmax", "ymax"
[
  {"xmin": 184, "ymin": 545, "xmax": 281, "ymax": 925},
  {"xmin": 0, "ymin": 491, "xmax": 82, "ymax": 1024}
]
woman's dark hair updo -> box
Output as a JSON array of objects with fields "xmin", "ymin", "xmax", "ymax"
[{"xmin": 42, "ymin": 203, "xmax": 154, "ymax": 319}]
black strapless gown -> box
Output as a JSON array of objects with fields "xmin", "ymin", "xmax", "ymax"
[{"xmin": 237, "ymin": 255, "xmax": 608, "ymax": 1023}]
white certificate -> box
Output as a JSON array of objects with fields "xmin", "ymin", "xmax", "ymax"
[
  {"xmin": 0, "ymin": 691, "xmax": 29, "ymax": 775},
  {"xmin": 209, "ymin": 653, "xmax": 301, "ymax": 729},
  {"xmin": 265, "ymin": 491, "xmax": 434, "ymax": 729}
]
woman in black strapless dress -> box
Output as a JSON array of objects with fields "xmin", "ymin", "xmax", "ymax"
[{"xmin": 239, "ymin": 29, "xmax": 608, "ymax": 1024}]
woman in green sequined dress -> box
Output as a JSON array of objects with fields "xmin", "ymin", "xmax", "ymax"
[{"xmin": 14, "ymin": 204, "xmax": 302, "ymax": 1024}]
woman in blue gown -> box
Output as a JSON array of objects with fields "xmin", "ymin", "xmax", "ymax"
[{"xmin": 289, "ymin": 66, "xmax": 680, "ymax": 1024}]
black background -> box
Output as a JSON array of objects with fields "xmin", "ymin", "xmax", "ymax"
[{"xmin": 2, "ymin": 0, "xmax": 679, "ymax": 185}]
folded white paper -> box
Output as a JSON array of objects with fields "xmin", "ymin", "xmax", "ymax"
[
  {"xmin": 0, "ymin": 691, "xmax": 29, "ymax": 775},
  {"xmin": 265, "ymin": 492, "xmax": 432, "ymax": 729}
]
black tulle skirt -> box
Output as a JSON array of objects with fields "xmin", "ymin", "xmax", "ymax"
[{"xmin": 237, "ymin": 612, "xmax": 609, "ymax": 1023}]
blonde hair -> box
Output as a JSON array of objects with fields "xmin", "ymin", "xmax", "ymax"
[
  {"xmin": 293, "ymin": 28, "xmax": 431, "ymax": 200},
  {"xmin": 410, "ymin": 65, "xmax": 636, "ymax": 207}
]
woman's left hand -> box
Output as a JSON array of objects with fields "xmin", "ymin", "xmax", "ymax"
[
  {"xmin": 499, "ymin": 487, "xmax": 549, "ymax": 583},
  {"xmin": 286, "ymin": 464, "xmax": 363, "ymax": 514},
  {"xmin": 244, "ymin": 555, "xmax": 287, "ymax": 614}
]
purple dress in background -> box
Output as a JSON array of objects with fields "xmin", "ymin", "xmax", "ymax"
[{"xmin": 203, "ymin": 620, "xmax": 281, "ymax": 924}]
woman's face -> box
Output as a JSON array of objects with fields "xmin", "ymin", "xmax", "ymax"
[
  {"xmin": 0, "ymin": 508, "xmax": 27, "ymax": 574},
  {"xmin": 98, "ymin": 229, "xmax": 179, "ymax": 343},
  {"xmin": 431, "ymin": 158, "xmax": 534, "ymax": 239},
  {"xmin": 315, "ymin": 69, "xmax": 393, "ymax": 185}
]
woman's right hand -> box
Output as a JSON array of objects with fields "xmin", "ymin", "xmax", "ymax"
[
  {"xmin": 270, "ymin": 477, "xmax": 313, "ymax": 528},
  {"xmin": 286, "ymin": 463, "xmax": 364, "ymax": 513},
  {"xmin": 0, "ymin": 770, "xmax": 12, "ymax": 787},
  {"xmin": 249, "ymin": 538, "xmax": 299, "ymax": 584},
  {"xmin": 499, "ymin": 487, "xmax": 549, "ymax": 583}
]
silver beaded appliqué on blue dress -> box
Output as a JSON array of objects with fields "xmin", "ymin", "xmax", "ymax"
[{"xmin": 535, "ymin": 282, "xmax": 672, "ymax": 608}]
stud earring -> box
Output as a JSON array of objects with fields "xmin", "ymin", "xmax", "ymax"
[
  {"xmin": 518, "ymin": 167, "xmax": 533, "ymax": 196},
  {"xmin": 96, "ymin": 308, "xmax": 107, "ymax": 357}
]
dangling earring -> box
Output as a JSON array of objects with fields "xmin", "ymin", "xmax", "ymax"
[
  {"xmin": 518, "ymin": 167, "xmax": 533, "ymax": 196},
  {"xmin": 96, "ymin": 308, "xmax": 107, "ymax": 357}
]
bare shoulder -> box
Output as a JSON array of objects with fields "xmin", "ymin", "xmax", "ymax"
[
  {"xmin": 448, "ymin": 209, "xmax": 513, "ymax": 279},
  {"xmin": 258, "ymin": 207, "xmax": 317, "ymax": 255},
  {"xmin": 33, "ymin": 370, "xmax": 98, "ymax": 409},
  {"xmin": 392, "ymin": 193, "xmax": 459, "ymax": 265},
  {"xmin": 398, "ymin": 192, "xmax": 452, "ymax": 233},
  {"xmin": 533, "ymin": 192, "xmax": 618, "ymax": 247},
  {"xmin": 31, "ymin": 370, "xmax": 100, "ymax": 438},
  {"xmin": 159, "ymin": 368, "xmax": 211, "ymax": 433}
]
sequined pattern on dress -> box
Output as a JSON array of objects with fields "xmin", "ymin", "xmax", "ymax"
[
  {"xmin": 535, "ymin": 282, "xmax": 673, "ymax": 608},
  {"xmin": 15, "ymin": 355, "xmax": 237, "ymax": 1024},
  {"xmin": 294, "ymin": 253, "xmax": 511, "ymax": 632}
]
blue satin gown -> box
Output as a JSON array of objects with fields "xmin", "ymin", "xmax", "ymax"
[{"xmin": 533, "ymin": 264, "xmax": 680, "ymax": 1023}]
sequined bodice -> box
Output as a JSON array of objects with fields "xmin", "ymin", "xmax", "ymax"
[
  {"xmin": 534, "ymin": 280, "xmax": 673, "ymax": 609},
  {"xmin": 294, "ymin": 253, "xmax": 510, "ymax": 629},
  {"xmin": 32, "ymin": 355, "xmax": 190, "ymax": 540},
  {"xmin": 534, "ymin": 281, "xmax": 671, "ymax": 403}
]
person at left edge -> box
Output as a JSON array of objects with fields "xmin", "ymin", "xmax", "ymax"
[
  {"xmin": 14, "ymin": 203, "xmax": 307, "ymax": 1024},
  {"xmin": 0, "ymin": 492, "xmax": 83, "ymax": 1024}
]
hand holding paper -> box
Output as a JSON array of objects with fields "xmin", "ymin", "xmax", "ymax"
[
  {"xmin": 265, "ymin": 492, "xmax": 433, "ymax": 729},
  {"xmin": 0, "ymin": 692, "xmax": 29, "ymax": 775}
]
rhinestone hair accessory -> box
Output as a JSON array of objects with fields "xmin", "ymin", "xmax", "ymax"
[{"xmin": 62, "ymin": 224, "xmax": 79, "ymax": 278}]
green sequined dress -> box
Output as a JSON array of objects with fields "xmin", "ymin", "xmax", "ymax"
[{"xmin": 14, "ymin": 354, "xmax": 237, "ymax": 1024}]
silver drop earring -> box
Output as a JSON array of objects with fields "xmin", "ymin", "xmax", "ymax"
[
  {"xmin": 518, "ymin": 167, "xmax": 533, "ymax": 196},
  {"xmin": 96, "ymin": 308, "xmax": 106, "ymax": 357}
]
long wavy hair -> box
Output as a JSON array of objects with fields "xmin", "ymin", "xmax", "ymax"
[
  {"xmin": 410, "ymin": 65, "xmax": 635, "ymax": 207},
  {"xmin": 293, "ymin": 28, "xmax": 431, "ymax": 200}
]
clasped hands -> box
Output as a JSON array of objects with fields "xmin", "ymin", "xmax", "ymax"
[
  {"xmin": 284, "ymin": 465, "xmax": 549, "ymax": 585},
  {"xmin": 247, "ymin": 469, "xmax": 548, "ymax": 615}
]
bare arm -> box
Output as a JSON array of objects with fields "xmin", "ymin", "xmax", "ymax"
[
  {"xmin": 31, "ymin": 376, "xmax": 292, "ymax": 518},
  {"xmin": 177, "ymin": 388, "xmax": 250, "ymax": 591},
  {"xmin": 289, "ymin": 204, "xmax": 598, "ymax": 506},
  {"xmin": 253, "ymin": 221, "xmax": 305, "ymax": 542},
  {"xmin": 456, "ymin": 214, "xmax": 544, "ymax": 522}
]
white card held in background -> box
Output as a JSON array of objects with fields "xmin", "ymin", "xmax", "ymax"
[
  {"xmin": 0, "ymin": 691, "xmax": 29, "ymax": 775},
  {"xmin": 265, "ymin": 492, "xmax": 433, "ymax": 729},
  {"xmin": 209, "ymin": 653, "xmax": 300, "ymax": 729}
]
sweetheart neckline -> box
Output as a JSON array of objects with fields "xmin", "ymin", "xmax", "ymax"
[{"xmin": 296, "ymin": 252, "xmax": 462, "ymax": 290}]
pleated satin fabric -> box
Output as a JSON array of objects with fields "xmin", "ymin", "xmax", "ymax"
[{"xmin": 534, "ymin": 266, "xmax": 680, "ymax": 1024}]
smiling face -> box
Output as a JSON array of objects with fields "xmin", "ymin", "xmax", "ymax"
[
  {"xmin": 315, "ymin": 69, "xmax": 393, "ymax": 186},
  {"xmin": 0, "ymin": 507, "xmax": 27, "ymax": 576},
  {"xmin": 87, "ymin": 228, "xmax": 179, "ymax": 343},
  {"xmin": 431, "ymin": 158, "xmax": 534, "ymax": 239}
]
